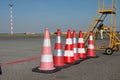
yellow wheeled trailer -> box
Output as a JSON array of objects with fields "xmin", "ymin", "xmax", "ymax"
[{"xmin": 84, "ymin": 0, "xmax": 120, "ymax": 55}]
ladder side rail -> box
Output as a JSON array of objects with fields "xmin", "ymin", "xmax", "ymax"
[{"xmin": 84, "ymin": 13, "xmax": 104, "ymax": 43}]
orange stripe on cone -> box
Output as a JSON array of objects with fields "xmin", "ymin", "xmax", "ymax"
[{"xmin": 55, "ymin": 43, "xmax": 62, "ymax": 49}]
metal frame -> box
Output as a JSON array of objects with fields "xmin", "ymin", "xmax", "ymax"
[{"xmin": 84, "ymin": 0, "xmax": 120, "ymax": 53}]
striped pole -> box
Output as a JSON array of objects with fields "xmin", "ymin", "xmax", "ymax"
[{"xmin": 9, "ymin": 4, "xmax": 14, "ymax": 35}]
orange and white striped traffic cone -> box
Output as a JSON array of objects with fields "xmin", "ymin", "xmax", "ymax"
[
  {"xmin": 32, "ymin": 28, "xmax": 61, "ymax": 73},
  {"xmin": 64, "ymin": 29, "xmax": 74, "ymax": 64},
  {"xmin": 78, "ymin": 31, "xmax": 87, "ymax": 59},
  {"xmin": 53, "ymin": 29, "xmax": 65, "ymax": 67},
  {"xmin": 87, "ymin": 31, "xmax": 97, "ymax": 58},
  {"xmin": 72, "ymin": 30, "xmax": 80, "ymax": 64}
]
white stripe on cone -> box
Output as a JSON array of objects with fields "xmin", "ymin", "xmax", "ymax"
[
  {"xmin": 72, "ymin": 38, "xmax": 77, "ymax": 43},
  {"xmin": 54, "ymin": 50, "xmax": 63, "ymax": 56},
  {"xmin": 56, "ymin": 36, "xmax": 61, "ymax": 43},
  {"xmin": 78, "ymin": 38, "xmax": 84, "ymax": 43},
  {"xmin": 78, "ymin": 48, "xmax": 86, "ymax": 53},
  {"xmin": 88, "ymin": 44, "xmax": 94, "ymax": 49},
  {"xmin": 64, "ymin": 51, "xmax": 74, "ymax": 56},
  {"xmin": 73, "ymin": 48, "xmax": 77, "ymax": 53},
  {"xmin": 41, "ymin": 55, "xmax": 53, "ymax": 62},
  {"xmin": 66, "ymin": 38, "xmax": 72, "ymax": 44},
  {"xmin": 89, "ymin": 36, "xmax": 93, "ymax": 40},
  {"xmin": 43, "ymin": 39, "xmax": 51, "ymax": 47}
]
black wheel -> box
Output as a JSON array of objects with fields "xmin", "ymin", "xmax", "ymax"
[{"xmin": 105, "ymin": 48, "xmax": 113, "ymax": 55}]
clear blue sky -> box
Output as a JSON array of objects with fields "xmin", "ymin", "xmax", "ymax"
[{"xmin": 0, "ymin": 0, "xmax": 120, "ymax": 33}]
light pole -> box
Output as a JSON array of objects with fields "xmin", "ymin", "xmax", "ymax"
[{"xmin": 9, "ymin": 4, "xmax": 14, "ymax": 35}]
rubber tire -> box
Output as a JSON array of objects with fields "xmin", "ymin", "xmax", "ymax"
[{"xmin": 105, "ymin": 48, "xmax": 113, "ymax": 55}]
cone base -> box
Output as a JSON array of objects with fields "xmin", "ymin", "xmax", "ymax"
[
  {"xmin": 53, "ymin": 56, "xmax": 65, "ymax": 67},
  {"xmin": 64, "ymin": 57, "xmax": 74, "ymax": 64},
  {"xmin": 87, "ymin": 56, "xmax": 99, "ymax": 58},
  {"xmin": 0, "ymin": 65, "xmax": 2, "ymax": 75},
  {"xmin": 32, "ymin": 67, "xmax": 61, "ymax": 74},
  {"xmin": 87, "ymin": 49, "xmax": 96, "ymax": 58},
  {"xmin": 39, "ymin": 62, "xmax": 55, "ymax": 70},
  {"xmin": 74, "ymin": 53, "xmax": 80, "ymax": 61},
  {"xmin": 55, "ymin": 64, "xmax": 72, "ymax": 69},
  {"xmin": 80, "ymin": 54, "xmax": 87, "ymax": 59},
  {"xmin": 74, "ymin": 60, "xmax": 81, "ymax": 65},
  {"xmin": 54, "ymin": 64, "xmax": 66, "ymax": 69}
]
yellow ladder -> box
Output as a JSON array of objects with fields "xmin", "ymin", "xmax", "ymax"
[{"xmin": 84, "ymin": 13, "xmax": 103, "ymax": 43}]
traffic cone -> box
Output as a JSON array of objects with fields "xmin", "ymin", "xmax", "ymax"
[
  {"xmin": 87, "ymin": 31, "xmax": 97, "ymax": 58},
  {"xmin": 53, "ymin": 29, "xmax": 65, "ymax": 67},
  {"xmin": 32, "ymin": 28, "xmax": 61, "ymax": 73},
  {"xmin": 0, "ymin": 64, "xmax": 2, "ymax": 75},
  {"xmin": 78, "ymin": 31, "xmax": 87, "ymax": 59},
  {"xmin": 64, "ymin": 29, "xmax": 74, "ymax": 64},
  {"xmin": 72, "ymin": 30, "xmax": 80, "ymax": 64}
]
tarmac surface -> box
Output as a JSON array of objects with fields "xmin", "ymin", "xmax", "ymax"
[{"xmin": 0, "ymin": 36, "xmax": 120, "ymax": 80}]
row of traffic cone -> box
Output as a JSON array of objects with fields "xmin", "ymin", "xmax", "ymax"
[{"xmin": 32, "ymin": 28, "xmax": 97, "ymax": 74}]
